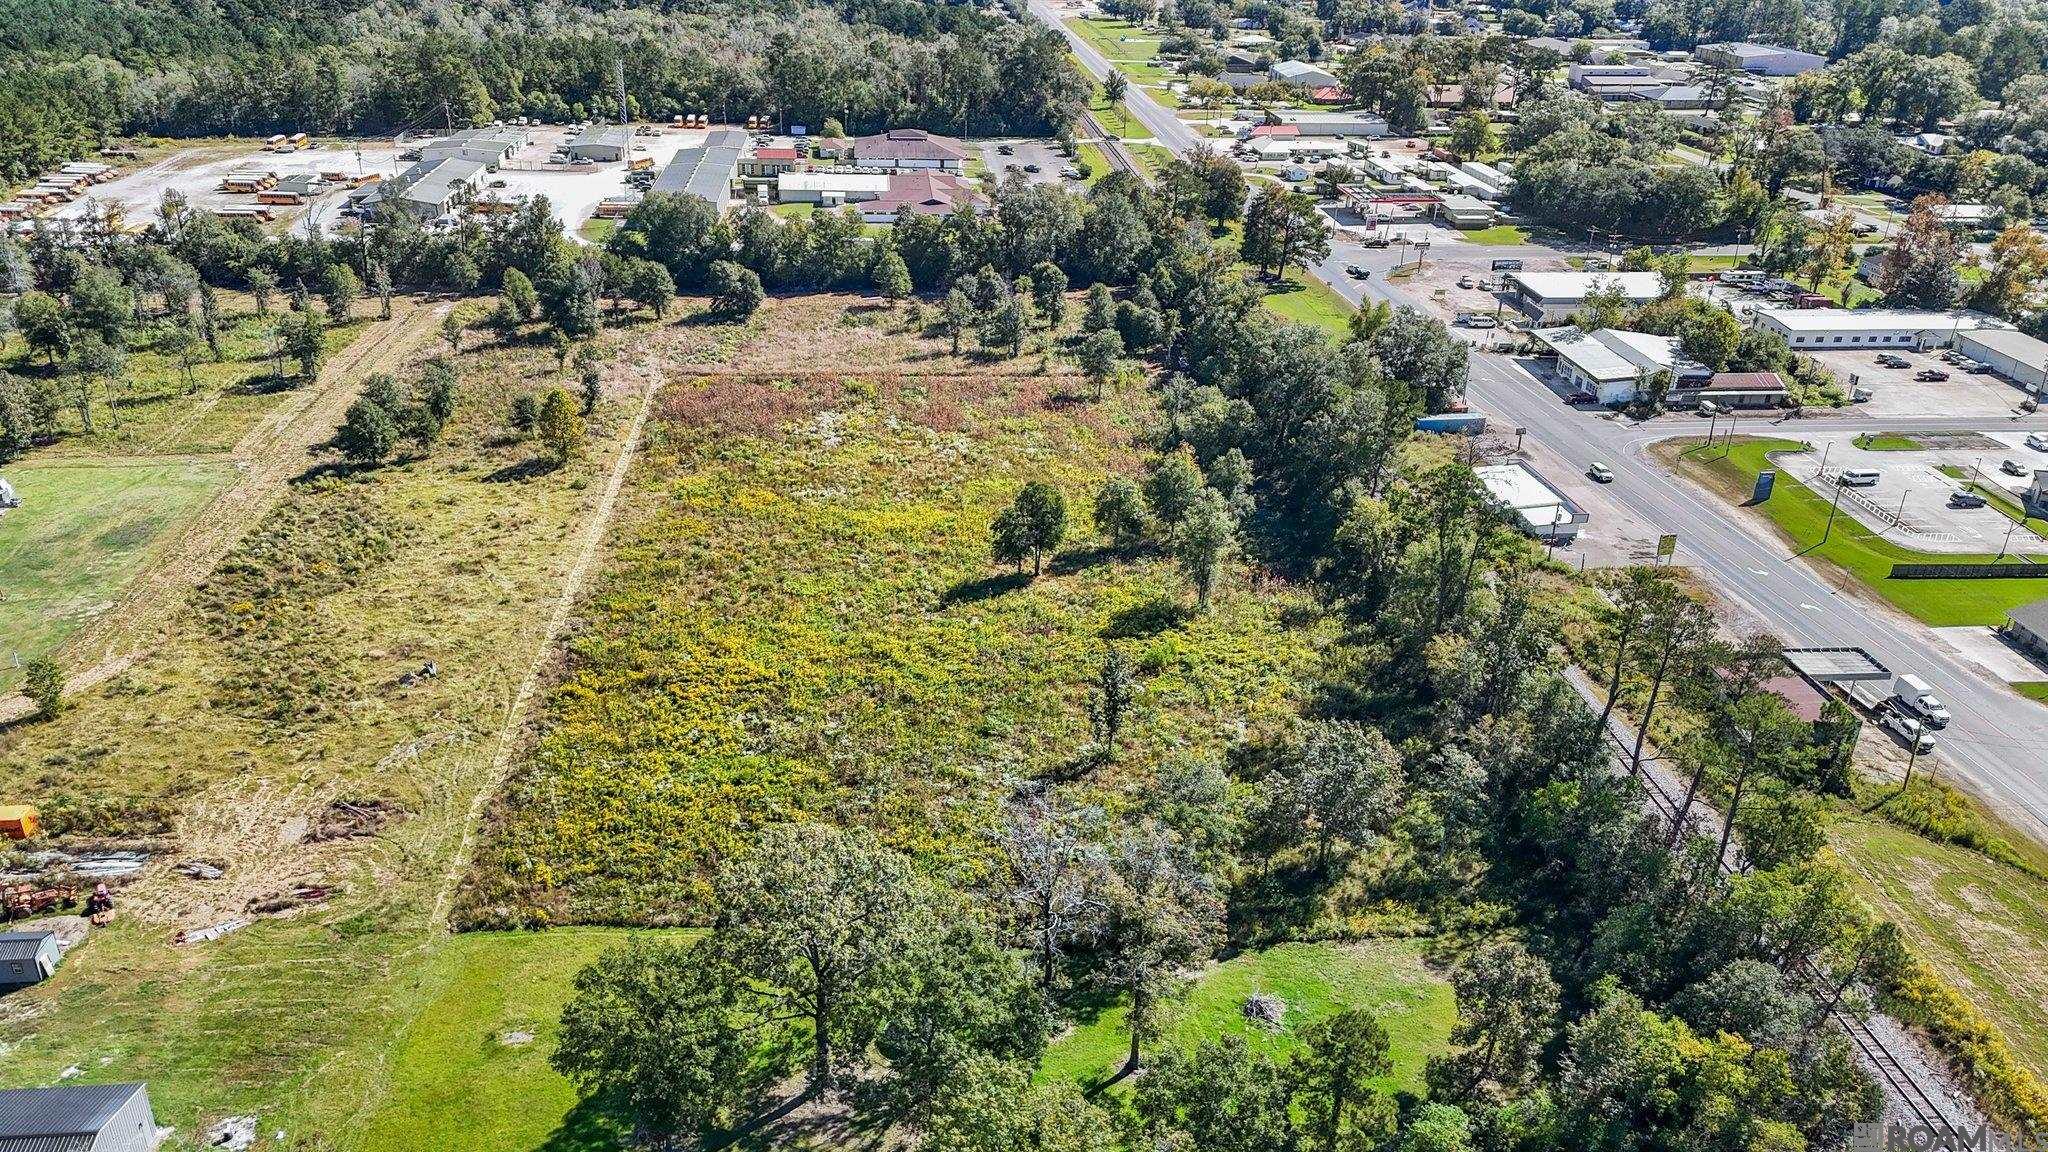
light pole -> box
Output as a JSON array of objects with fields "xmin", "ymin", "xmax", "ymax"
[
  {"xmin": 1820, "ymin": 478, "xmax": 1847, "ymax": 546},
  {"xmin": 1999, "ymin": 518, "xmax": 2020, "ymax": 560}
]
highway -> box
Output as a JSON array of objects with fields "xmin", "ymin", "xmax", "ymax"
[{"xmin": 1034, "ymin": 1, "xmax": 2048, "ymax": 844}]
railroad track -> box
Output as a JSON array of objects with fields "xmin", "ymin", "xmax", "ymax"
[
  {"xmin": 1082, "ymin": 111, "xmax": 1140, "ymax": 178},
  {"xmin": 1569, "ymin": 669, "xmax": 1969, "ymax": 1141}
]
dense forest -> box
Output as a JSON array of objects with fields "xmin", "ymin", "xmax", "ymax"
[{"xmin": 0, "ymin": 0, "xmax": 1087, "ymax": 187}]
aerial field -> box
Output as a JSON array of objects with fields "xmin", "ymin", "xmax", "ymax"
[
  {"xmin": 0, "ymin": 459, "xmax": 232, "ymax": 688},
  {"xmin": 457, "ymin": 294, "xmax": 1331, "ymax": 929}
]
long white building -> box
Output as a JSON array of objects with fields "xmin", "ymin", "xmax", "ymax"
[{"xmin": 1753, "ymin": 307, "xmax": 2011, "ymax": 350}]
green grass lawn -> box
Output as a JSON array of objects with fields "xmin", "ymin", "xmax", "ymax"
[
  {"xmin": 1039, "ymin": 940, "xmax": 1454, "ymax": 1097},
  {"xmin": 1853, "ymin": 433, "xmax": 1925, "ymax": 451},
  {"xmin": 1459, "ymin": 224, "xmax": 1529, "ymax": 245},
  {"xmin": 358, "ymin": 929, "xmax": 693, "ymax": 1152},
  {"xmin": 1669, "ymin": 438, "xmax": 2048, "ymax": 626},
  {"xmin": 578, "ymin": 218, "xmax": 618, "ymax": 243},
  {"xmin": 0, "ymin": 459, "xmax": 233, "ymax": 688},
  {"xmin": 1076, "ymin": 141, "xmax": 1114, "ymax": 187},
  {"xmin": 1834, "ymin": 812, "xmax": 2048, "ymax": 1083},
  {"xmin": 2015, "ymin": 681, "xmax": 2048, "ymax": 701},
  {"xmin": 1686, "ymin": 254, "xmax": 1741, "ymax": 272},
  {"xmin": 1067, "ymin": 18, "xmax": 1172, "ymax": 83},
  {"xmin": 1261, "ymin": 270, "xmax": 1355, "ymax": 340}
]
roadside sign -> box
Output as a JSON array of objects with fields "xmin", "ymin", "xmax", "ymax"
[
  {"xmin": 1657, "ymin": 533, "xmax": 1678, "ymax": 560},
  {"xmin": 1753, "ymin": 470, "xmax": 1776, "ymax": 503},
  {"xmin": 791, "ymin": 125, "xmax": 808, "ymax": 136}
]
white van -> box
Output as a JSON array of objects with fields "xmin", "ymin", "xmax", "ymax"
[{"xmin": 1839, "ymin": 468, "xmax": 1881, "ymax": 487}]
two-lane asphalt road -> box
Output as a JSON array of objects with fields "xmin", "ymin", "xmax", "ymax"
[{"xmin": 1035, "ymin": 0, "xmax": 2048, "ymax": 841}]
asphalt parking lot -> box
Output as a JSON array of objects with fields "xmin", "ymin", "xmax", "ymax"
[
  {"xmin": 1773, "ymin": 429, "xmax": 2048, "ymax": 554},
  {"xmin": 1808, "ymin": 348, "xmax": 2037, "ymax": 419},
  {"xmin": 976, "ymin": 138, "xmax": 1077, "ymax": 187}
]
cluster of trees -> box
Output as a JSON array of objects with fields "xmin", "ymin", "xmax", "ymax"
[
  {"xmin": 335, "ymin": 362, "xmax": 455, "ymax": 467},
  {"xmin": 1506, "ymin": 94, "xmax": 1726, "ymax": 239},
  {"xmin": 0, "ymin": 0, "xmax": 1088, "ymax": 188}
]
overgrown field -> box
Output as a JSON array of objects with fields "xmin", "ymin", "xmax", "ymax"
[
  {"xmin": 0, "ymin": 458, "xmax": 232, "ymax": 688},
  {"xmin": 0, "ymin": 302, "xmax": 685, "ymax": 1149},
  {"xmin": 458, "ymin": 295, "xmax": 1331, "ymax": 928},
  {"xmin": 2, "ymin": 303, "xmax": 369, "ymax": 458},
  {"xmin": 1834, "ymin": 810, "xmax": 2048, "ymax": 1084}
]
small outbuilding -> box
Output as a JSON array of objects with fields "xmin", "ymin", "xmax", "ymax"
[
  {"xmin": 0, "ymin": 1083, "xmax": 155, "ymax": 1152},
  {"xmin": 2003, "ymin": 599, "xmax": 2048, "ymax": 663},
  {"xmin": 0, "ymin": 932, "xmax": 61, "ymax": 991}
]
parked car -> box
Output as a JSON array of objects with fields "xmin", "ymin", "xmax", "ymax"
[
  {"xmin": 1839, "ymin": 468, "xmax": 1881, "ymax": 487},
  {"xmin": 2002, "ymin": 458, "xmax": 2029, "ymax": 477},
  {"xmin": 1876, "ymin": 353, "xmax": 1909, "ymax": 368},
  {"xmin": 1059, "ymin": 166, "xmax": 1082, "ymax": 180},
  {"xmin": 1567, "ymin": 388, "xmax": 1597, "ymax": 405},
  {"xmin": 1965, "ymin": 360, "xmax": 1995, "ymax": 374},
  {"xmin": 1022, "ymin": 162, "xmax": 1040, "ymax": 173},
  {"xmin": 1950, "ymin": 490, "xmax": 1988, "ymax": 508},
  {"xmin": 997, "ymin": 144, "xmax": 1015, "ymax": 155},
  {"xmin": 1360, "ymin": 235, "xmax": 1390, "ymax": 248},
  {"xmin": 1346, "ymin": 264, "xmax": 1367, "ymax": 278},
  {"xmin": 1588, "ymin": 462, "xmax": 1614, "ymax": 483},
  {"xmin": 1457, "ymin": 275, "xmax": 1476, "ymax": 288},
  {"xmin": 1915, "ymin": 369, "xmax": 1950, "ymax": 381},
  {"xmin": 2029, "ymin": 432, "xmax": 2048, "ymax": 451},
  {"xmin": 1880, "ymin": 708, "xmax": 1937, "ymax": 754}
]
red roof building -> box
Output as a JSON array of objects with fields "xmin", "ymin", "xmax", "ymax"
[{"xmin": 1248, "ymin": 124, "xmax": 1301, "ymax": 138}]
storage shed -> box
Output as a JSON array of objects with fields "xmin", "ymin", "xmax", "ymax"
[{"xmin": 0, "ymin": 932, "xmax": 61, "ymax": 990}]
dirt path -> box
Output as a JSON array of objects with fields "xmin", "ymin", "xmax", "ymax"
[
  {"xmin": 426, "ymin": 364, "xmax": 661, "ymax": 932},
  {"xmin": 0, "ymin": 299, "xmax": 449, "ymax": 724}
]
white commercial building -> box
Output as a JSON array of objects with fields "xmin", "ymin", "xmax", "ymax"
[
  {"xmin": 776, "ymin": 170, "xmax": 892, "ymax": 205},
  {"xmin": 1476, "ymin": 462, "xmax": 1588, "ymax": 541},
  {"xmin": 1269, "ymin": 60, "xmax": 1339, "ymax": 89},
  {"xmin": 1533, "ymin": 326, "xmax": 1708, "ymax": 405},
  {"xmin": 1695, "ymin": 41, "xmax": 1826, "ymax": 75},
  {"xmin": 1955, "ymin": 327, "xmax": 2048, "ymax": 392},
  {"xmin": 1506, "ymin": 271, "xmax": 1666, "ymax": 324},
  {"xmin": 1753, "ymin": 307, "xmax": 2011, "ymax": 350},
  {"xmin": 1269, "ymin": 111, "xmax": 1390, "ymax": 137}
]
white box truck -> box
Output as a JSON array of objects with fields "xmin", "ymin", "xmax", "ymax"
[{"xmin": 1893, "ymin": 675, "xmax": 1951, "ymax": 728}]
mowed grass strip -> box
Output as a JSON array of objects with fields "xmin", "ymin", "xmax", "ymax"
[
  {"xmin": 358, "ymin": 929, "xmax": 696, "ymax": 1152},
  {"xmin": 1833, "ymin": 812, "xmax": 2048, "ymax": 1083},
  {"xmin": 1669, "ymin": 437, "xmax": 2048, "ymax": 626},
  {"xmin": 0, "ymin": 458, "xmax": 232, "ymax": 687},
  {"xmin": 1038, "ymin": 940, "xmax": 1454, "ymax": 1096},
  {"xmin": 1262, "ymin": 271, "xmax": 1355, "ymax": 341}
]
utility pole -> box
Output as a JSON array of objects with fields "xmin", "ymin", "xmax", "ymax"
[{"xmin": 615, "ymin": 58, "xmax": 628, "ymax": 126}]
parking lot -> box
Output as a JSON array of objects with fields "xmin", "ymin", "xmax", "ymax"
[
  {"xmin": 482, "ymin": 125, "xmax": 702, "ymax": 237},
  {"xmin": 1773, "ymin": 429, "xmax": 2048, "ymax": 554},
  {"xmin": 1808, "ymin": 348, "xmax": 2039, "ymax": 419},
  {"xmin": 974, "ymin": 138, "xmax": 1078, "ymax": 187}
]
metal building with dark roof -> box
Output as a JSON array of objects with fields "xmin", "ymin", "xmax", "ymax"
[
  {"xmin": 0, "ymin": 1083, "xmax": 155, "ymax": 1152},
  {"xmin": 0, "ymin": 933, "xmax": 60, "ymax": 991}
]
